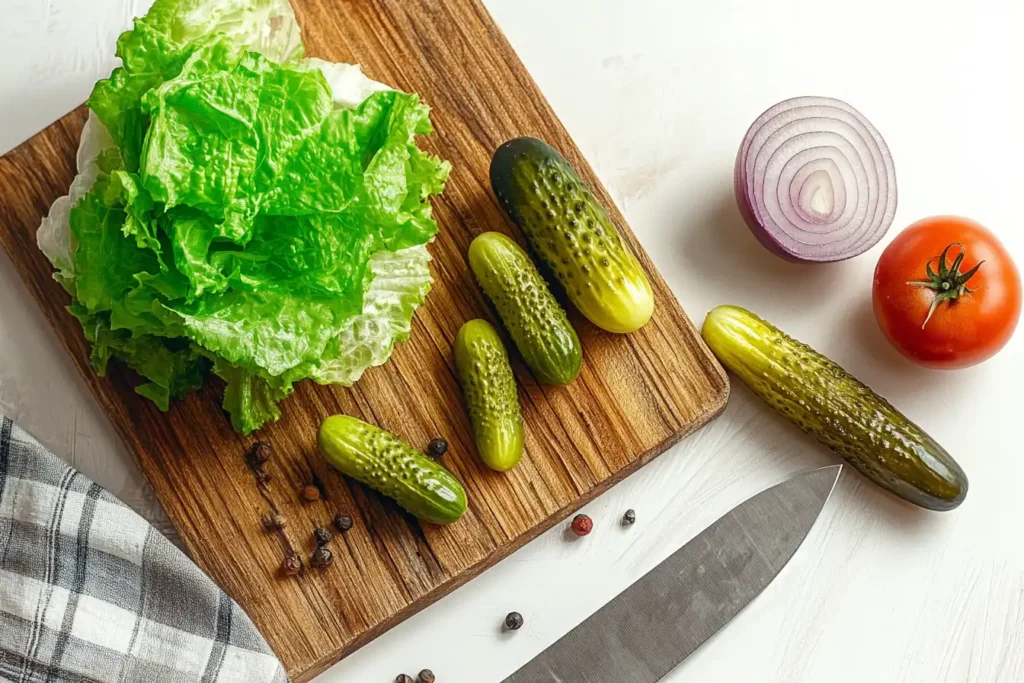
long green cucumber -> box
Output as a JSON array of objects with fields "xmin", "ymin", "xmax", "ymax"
[
  {"xmin": 490, "ymin": 137, "xmax": 654, "ymax": 333},
  {"xmin": 455, "ymin": 319, "xmax": 524, "ymax": 471},
  {"xmin": 701, "ymin": 305, "xmax": 968, "ymax": 511},
  {"xmin": 318, "ymin": 415, "xmax": 467, "ymax": 524},
  {"xmin": 469, "ymin": 231, "xmax": 582, "ymax": 385}
]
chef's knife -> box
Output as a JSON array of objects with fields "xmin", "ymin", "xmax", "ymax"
[{"xmin": 502, "ymin": 464, "xmax": 842, "ymax": 683}]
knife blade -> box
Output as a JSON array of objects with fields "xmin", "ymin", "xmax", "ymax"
[{"xmin": 501, "ymin": 464, "xmax": 842, "ymax": 683}]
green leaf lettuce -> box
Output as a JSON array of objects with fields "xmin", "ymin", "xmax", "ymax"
[{"xmin": 37, "ymin": 0, "xmax": 449, "ymax": 433}]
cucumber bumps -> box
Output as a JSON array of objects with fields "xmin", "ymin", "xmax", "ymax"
[
  {"xmin": 319, "ymin": 415, "xmax": 467, "ymax": 524},
  {"xmin": 702, "ymin": 305, "xmax": 968, "ymax": 511},
  {"xmin": 491, "ymin": 137, "xmax": 654, "ymax": 334},
  {"xmin": 455, "ymin": 320, "xmax": 524, "ymax": 471},
  {"xmin": 469, "ymin": 232, "xmax": 582, "ymax": 386}
]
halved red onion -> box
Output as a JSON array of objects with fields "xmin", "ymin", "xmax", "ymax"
[{"xmin": 735, "ymin": 96, "xmax": 897, "ymax": 262}]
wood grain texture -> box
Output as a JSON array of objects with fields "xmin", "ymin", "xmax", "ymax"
[{"xmin": 0, "ymin": 0, "xmax": 728, "ymax": 679}]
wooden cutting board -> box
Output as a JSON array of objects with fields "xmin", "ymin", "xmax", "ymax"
[{"xmin": 0, "ymin": 0, "xmax": 729, "ymax": 679}]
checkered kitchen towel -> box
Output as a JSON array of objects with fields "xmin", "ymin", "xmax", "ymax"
[{"xmin": 0, "ymin": 416, "xmax": 288, "ymax": 683}]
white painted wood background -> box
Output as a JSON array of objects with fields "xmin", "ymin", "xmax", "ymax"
[{"xmin": 2, "ymin": 1, "xmax": 1022, "ymax": 681}]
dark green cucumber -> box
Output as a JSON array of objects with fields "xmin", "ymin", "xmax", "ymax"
[
  {"xmin": 318, "ymin": 415, "xmax": 467, "ymax": 524},
  {"xmin": 490, "ymin": 137, "xmax": 654, "ymax": 334},
  {"xmin": 701, "ymin": 305, "xmax": 968, "ymax": 511},
  {"xmin": 455, "ymin": 319, "xmax": 524, "ymax": 471},
  {"xmin": 469, "ymin": 232, "xmax": 582, "ymax": 385}
]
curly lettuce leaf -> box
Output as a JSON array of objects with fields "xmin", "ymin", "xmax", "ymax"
[
  {"xmin": 69, "ymin": 179, "xmax": 161, "ymax": 313},
  {"xmin": 71, "ymin": 306, "xmax": 209, "ymax": 411},
  {"xmin": 120, "ymin": 0, "xmax": 303, "ymax": 68},
  {"xmin": 138, "ymin": 41, "xmax": 334, "ymax": 235},
  {"xmin": 309, "ymin": 245, "xmax": 433, "ymax": 386},
  {"xmin": 38, "ymin": 113, "xmax": 119, "ymax": 288},
  {"xmin": 90, "ymin": 0, "xmax": 302, "ymax": 169},
  {"xmin": 37, "ymin": 1, "xmax": 449, "ymax": 434},
  {"xmin": 211, "ymin": 358, "xmax": 293, "ymax": 434},
  {"xmin": 212, "ymin": 244, "xmax": 432, "ymax": 433}
]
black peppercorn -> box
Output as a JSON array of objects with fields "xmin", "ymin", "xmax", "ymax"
[
  {"xmin": 395, "ymin": 675, "xmax": 414, "ymax": 683},
  {"xmin": 262, "ymin": 512, "xmax": 286, "ymax": 531},
  {"xmin": 250, "ymin": 441, "xmax": 274, "ymax": 465},
  {"xmin": 504, "ymin": 611, "xmax": 524, "ymax": 631},
  {"xmin": 622, "ymin": 509, "xmax": 636, "ymax": 526},
  {"xmin": 425, "ymin": 437, "xmax": 448, "ymax": 459},
  {"xmin": 418, "ymin": 670, "xmax": 435, "ymax": 683},
  {"xmin": 332, "ymin": 512, "xmax": 353, "ymax": 532},
  {"xmin": 313, "ymin": 527, "xmax": 332, "ymax": 546},
  {"xmin": 246, "ymin": 442, "xmax": 274, "ymax": 486},
  {"xmin": 281, "ymin": 553, "xmax": 301, "ymax": 576},
  {"xmin": 311, "ymin": 546, "xmax": 333, "ymax": 568}
]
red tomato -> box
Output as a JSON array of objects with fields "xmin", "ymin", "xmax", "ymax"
[{"xmin": 872, "ymin": 216, "xmax": 1021, "ymax": 369}]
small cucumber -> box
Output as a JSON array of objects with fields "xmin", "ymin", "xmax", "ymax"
[
  {"xmin": 701, "ymin": 305, "xmax": 968, "ymax": 511},
  {"xmin": 318, "ymin": 415, "xmax": 467, "ymax": 524},
  {"xmin": 455, "ymin": 319, "xmax": 525, "ymax": 471},
  {"xmin": 469, "ymin": 232, "xmax": 582, "ymax": 385},
  {"xmin": 490, "ymin": 137, "xmax": 654, "ymax": 334}
]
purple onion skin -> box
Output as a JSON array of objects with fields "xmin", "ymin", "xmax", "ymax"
[
  {"xmin": 734, "ymin": 96, "xmax": 897, "ymax": 263},
  {"xmin": 733, "ymin": 149, "xmax": 807, "ymax": 263}
]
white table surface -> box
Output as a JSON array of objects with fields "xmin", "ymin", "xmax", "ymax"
[{"xmin": 2, "ymin": 1, "xmax": 1022, "ymax": 681}]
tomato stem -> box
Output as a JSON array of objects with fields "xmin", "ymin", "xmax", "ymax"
[{"xmin": 906, "ymin": 242, "xmax": 984, "ymax": 329}]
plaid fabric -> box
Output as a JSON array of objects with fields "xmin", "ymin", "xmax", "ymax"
[{"xmin": 0, "ymin": 416, "xmax": 288, "ymax": 683}]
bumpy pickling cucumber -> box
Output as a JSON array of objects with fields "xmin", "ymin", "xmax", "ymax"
[
  {"xmin": 490, "ymin": 137, "xmax": 654, "ymax": 333},
  {"xmin": 701, "ymin": 305, "xmax": 968, "ymax": 511},
  {"xmin": 469, "ymin": 232, "xmax": 582, "ymax": 385},
  {"xmin": 318, "ymin": 415, "xmax": 467, "ymax": 524},
  {"xmin": 455, "ymin": 319, "xmax": 524, "ymax": 471}
]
